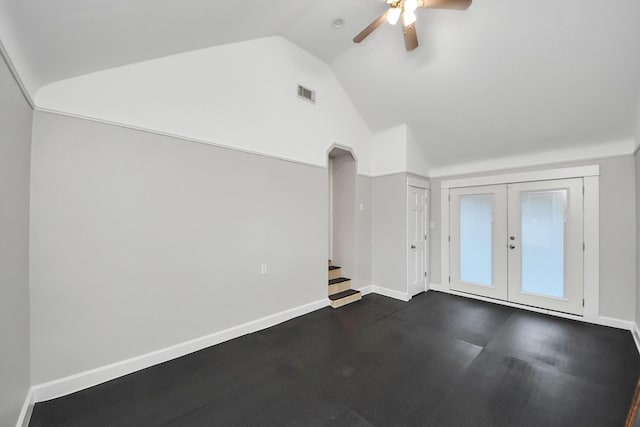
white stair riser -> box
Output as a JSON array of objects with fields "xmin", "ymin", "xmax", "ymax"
[
  {"xmin": 329, "ymin": 268, "xmax": 342, "ymax": 280},
  {"xmin": 330, "ymin": 293, "xmax": 362, "ymax": 309},
  {"xmin": 329, "ymin": 280, "xmax": 351, "ymax": 296}
]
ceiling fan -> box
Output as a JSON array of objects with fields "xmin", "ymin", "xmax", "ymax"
[{"xmin": 353, "ymin": 0, "xmax": 472, "ymax": 51}]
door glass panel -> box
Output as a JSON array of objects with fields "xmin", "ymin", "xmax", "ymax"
[
  {"xmin": 460, "ymin": 195, "xmax": 492, "ymax": 286},
  {"xmin": 520, "ymin": 190, "xmax": 565, "ymax": 298}
]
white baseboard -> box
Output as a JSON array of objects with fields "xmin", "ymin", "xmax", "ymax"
[
  {"xmin": 30, "ymin": 287, "xmax": 404, "ymax": 404},
  {"xmin": 429, "ymin": 283, "xmax": 448, "ymax": 292},
  {"xmin": 31, "ymin": 297, "xmax": 329, "ymax": 403},
  {"xmin": 428, "ymin": 284, "xmax": 635, "ymax": 332},
  {"xmin": 595, "ymin": 316, "xmax": 635, "ymax": 330},
  {"xmin": 27, "ymin": 285, "xmax": 636, "ymax": 407},
  {"xmin": 371, "ymin": 285, "xmax": 411, "ymax": 302},
  {"xmin": 357, "ymin": 285, "xmax": 374, "ymax": 296},
  {"xmin": 16, "ymin": 388, "xmax": 34, "ymax": 427},
  {"xmin": 632, "ymin": 323, "xmax": 640, "ymax": 355}
]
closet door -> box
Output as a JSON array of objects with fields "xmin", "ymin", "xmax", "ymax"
[
  {"xmin": 450, "ymin": 185, "xmax": 508, "ymax": 300},
  {"xmin": 507, "ymin": 179, "xmax": 584, "ymax": 315}
]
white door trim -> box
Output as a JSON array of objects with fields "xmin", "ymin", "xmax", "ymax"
[
  {"xmin": 407, "ymin": 176, "xmax": 430, "ymax": 189},
  {"xmin": 583, "ymin": 175, "xmax": 599, "ymax": 319},
  {"xmin": 441, "ymin": 165, "xmax": 599, "ymax": 189},
  {"xmin": 407, "ymin": 185, "xmax": 429, "ymax": 297},
  {"xmin": 328, "ymin": 159, "xmax": 333, "ymax": 260},
  {"xmin": 440, "ymin": 165, "xmax": 600, "ymax": 321},
  {"xmin": 406, "ymin": 177, "xmax": 430, "ymax": 297}
]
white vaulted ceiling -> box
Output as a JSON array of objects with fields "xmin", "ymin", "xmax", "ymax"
[{"xmin": 2, "ymin": 0, "xmax": 640, "ymax": 172}]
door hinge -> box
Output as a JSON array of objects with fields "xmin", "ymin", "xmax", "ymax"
[
  {"xmin": 425, "ymin": 234, "xmax": 427, "ymax": 240},
  {"xmin": 582, "ymin": 186, "xmax": 585, "ymax": 195},
  {"xmin": 448, "ymin": 276, "xmax": 451, "ymax": 283},
  {"xmin": 448, "ymin": 235, "xmax": 451, "ymax": 242},
  {"xmin": 582, "ymin": 299, "xmax": 585, "ymax": 307},
  {"xmin": 424, "ymin": 272, "xmax": 427, "ymax": 277},
  {"xmin": 448, "ymin": 194, "xmax": 451, "ymax": 202},
  {"xmin": 583, "ymin": 242, "xmax": 585, "ymax": 251}
]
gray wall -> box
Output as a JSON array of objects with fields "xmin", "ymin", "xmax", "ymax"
[
  {"xmin": 0, "ymin": 56, "xmax": 32, "ymax": 425},
  {"xmin": 430, "ymin": 156, "xmax": 636, "ymax": 321},
  {"xmin": 30, "ymin": 111, "xmax": 328, "ymax": 384},
  {"xmin": 372, "ymin": 173, "xmax": 407, "ymax": 293},
  {"xmin": 355, "ymin": 175, "xmax": 372, "ymax": 289},
  {"xmin": 636, "ymin": 150, "xmax": 640, "ymax": 324}
]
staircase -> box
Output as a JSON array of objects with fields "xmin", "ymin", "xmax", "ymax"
[{"xmin": 328, "ymin": 260, "xmax": 362, "ymax": 308}]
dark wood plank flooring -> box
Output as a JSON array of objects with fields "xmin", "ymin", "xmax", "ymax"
[{"xmin": 29, "ymin": 291, "xmax": 640, "ymax": 426}]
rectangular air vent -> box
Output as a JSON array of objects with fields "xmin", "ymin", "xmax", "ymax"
[{"xmin": 297, "ymin": 85, "xmax": 316, "ymax": 104}]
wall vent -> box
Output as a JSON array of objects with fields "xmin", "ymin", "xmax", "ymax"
[{"xmin": 297, "ymin": 85, "xmax": 316, "ymax": 104}]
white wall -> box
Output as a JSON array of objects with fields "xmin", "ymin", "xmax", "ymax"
[
  {"xmin": 371, "ymin": 124, "xmax": 408, "ymax": 177},
  {"xmin": 430, "ymin": 156, "xmax": 636, "ymax": 321},
  {"xmin": 0, "ymin": 3, "xmax": 37, "ymax": 98},
  {"xmin": 0, "ymin": 53, "xmax": 32, "ymax": 426},
  {"xmin": 30, "ymin": 111, "xmax": 329, "ymax": 384},
  {"xmin": 406, "ymin": 126, "xmax": 429, "ymax": 177},
  {"xmin": 371, "ymin": 123, "xmax": 430, "ymax": 178},
  {"xmin": 34, "ymin": 36, "xmax": 373, "ymax": 176}
]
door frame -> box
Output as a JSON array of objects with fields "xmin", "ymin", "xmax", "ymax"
[
  {"xmin": 326, "ymin": 144, "xmax": 358, "ymax": 280},
  {"xmin": 438, "ymin": 165, "xmax": 599, "ymax": 322},
  {"xmin": 407, "ymin": 177, "xmax": 430, "ymax": 298}
]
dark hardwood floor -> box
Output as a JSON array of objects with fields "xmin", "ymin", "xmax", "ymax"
[{"xmin": 29, "ymin": 291, "xmax": 640, "ymax": 426}]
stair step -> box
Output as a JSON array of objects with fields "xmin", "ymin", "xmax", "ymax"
[
  {"xmin": 328, "ymin": 277, "xmax": 351, "ymax": 296},
  {"xmin": 328, "ymin": 266, "xmax": 342, "ymax": 280},
  {"xmin": 329, "ymin": 266, "xmax": 340, "ymax": 270},
  {"xmin": 329, "ymin": 289, "xmax": 359, "ymax": 300},
  {"xmin": 329, "ymin": 289, "xmax": 362, "ymax": 309}
]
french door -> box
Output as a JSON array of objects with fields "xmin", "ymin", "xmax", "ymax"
[{"xmin": 449, "ymin": 178, "xmax": 584, "ymax": 315}]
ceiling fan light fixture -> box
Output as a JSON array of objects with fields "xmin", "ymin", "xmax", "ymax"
[
  {"xmin": 403, "ymin": 10, "xmax": 416, "ymax": 26},
  {"xmin": 387, "ymin": 8, "xmax": 401, "ymax": 25},
  {"xmin": 352, "ymin": 0, "xmax": 471, "ymax": 50},
  {"xmin": 404, "ymin": 0, "xmax": 418, "ymax": 13}
]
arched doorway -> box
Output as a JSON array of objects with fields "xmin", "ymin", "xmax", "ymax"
[{"xmin": 327, "ymin": 146, "xmax": 361, "ymax": 308}]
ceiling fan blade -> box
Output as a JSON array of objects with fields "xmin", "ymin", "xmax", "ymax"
[
  {"xmin": 419, "ymin": 0, "xmax": 472, "ymax": 10},
  {"xmin": 402, "ymin": 21, "xmax": 418, "ymax": 51},
  {"xmin": 353, "ymin": 10, "xmax": 389, "ymax": 43}
]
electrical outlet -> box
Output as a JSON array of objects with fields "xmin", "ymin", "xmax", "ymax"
[{"xmin": 261, "ymin": 264, "xmax": 267, "ymax": 274}]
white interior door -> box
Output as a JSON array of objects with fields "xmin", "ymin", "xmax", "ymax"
[
  {"xmin": 408, "ymin": 186, "xmax": 428, "ymax": 297},
  {"xmin": 449, "ymin": 185, "xmax": 508, "ymax": 300},
  {"xmin": 507, "ymin": 179, "xmax": 584, "ymax": 315}
]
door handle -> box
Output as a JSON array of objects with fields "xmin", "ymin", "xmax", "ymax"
[
  {"xmin": 411, "ymin": 245, "xmax": 416, "ymax": 249},
  {"xmin": 509, "ymin": 244, "xmax": 516, "ymax": 249}
]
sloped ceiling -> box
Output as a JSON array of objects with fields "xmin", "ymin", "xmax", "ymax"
[{"xmin": 2, "ymin": 0, "xmax": 640, "ymax": 171}]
